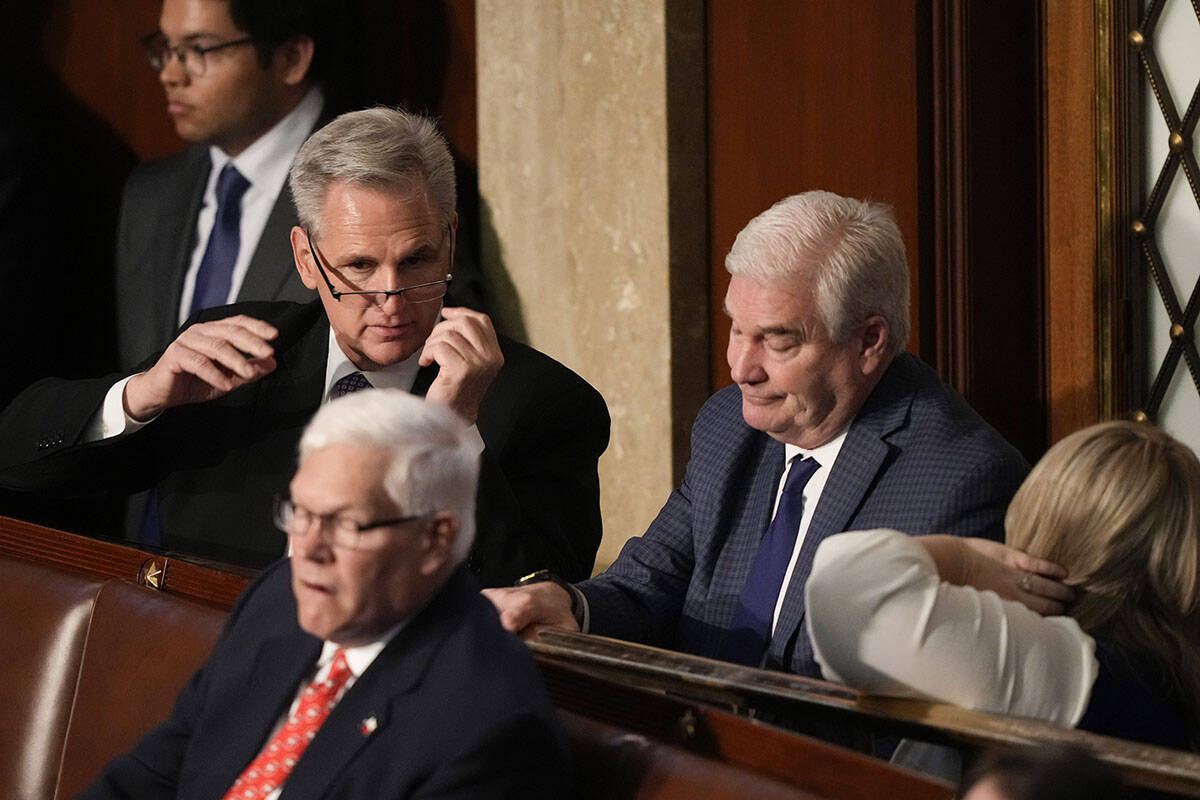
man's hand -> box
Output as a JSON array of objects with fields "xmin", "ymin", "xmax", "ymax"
[
  {"xmin": 123, "ymin": 315, "xmax": 279, "ymax": 421},
  {"xmin": 420, "ymin": 307, "xmax": 503, "ymax": 424},
  {"xmin": 919, "ymin": 535, "xmax": 1074, "ymax": 616},
  {"xmin": 482, "ymin": 583, "xmax": 580, "ymax": 640}
]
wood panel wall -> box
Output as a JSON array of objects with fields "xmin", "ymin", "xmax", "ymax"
[
  {"xmin": 706, "ymin": 0, "xmax": 923, "ymax": 388},
  {"xmin": 707, "ymin": 1, "xmax": 1046, "ymax": 461}
]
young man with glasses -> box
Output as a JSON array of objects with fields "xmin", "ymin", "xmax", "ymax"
[
  {"xmin": 0, "ymin": 108, "xmax": 610, "ymax": 588},
  {"xmin": 116, "ymin": 0, "xmax": 333, "ymax": 371},
  {"xmin": 78, "ymin": 389, "xmax": 569, "ymax": 799}
]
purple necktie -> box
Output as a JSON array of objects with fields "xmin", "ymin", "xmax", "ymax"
[
  {"xmin": 190, "ymin": 164, "xmax": 251, "ymax": 315},
  {"xmin": 331, "ymin": 372, "xmax": 372, "ymax": 398},
  {"xmin": 721, "ymin": 456, "xmax": 820, "ymax": 667}
]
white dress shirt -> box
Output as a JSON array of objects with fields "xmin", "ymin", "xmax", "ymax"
[
  {"xmin": 258, "ymin": 624, "xmax": 404, "ymax": 800},
  {"xmin": 805, "ymin": 528, "xmax": 1098, "ymax": 726},
  {"xmin": 177, "ymin": 87, "xmax": 324, "ymax": 323},
  {"xmin": 770, "ymin": 431, "xmax": 847, "ymax": 633}
]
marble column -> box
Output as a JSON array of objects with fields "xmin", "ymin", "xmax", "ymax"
[{"xmin": 477, "ymin": 0, "xmax": 707, "ymax": 571}]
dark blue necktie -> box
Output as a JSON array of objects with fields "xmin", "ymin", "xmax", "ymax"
[
  {"xmin": 721, "ymin": 455, "xmax": 820, "ymax": 666},
  {"xmin": 189, "ymin": 164, "xmax": 251, "ymax": 315},
  {"xmin": 331, "ymin": 372, "xmax": 372, "ymax": 398}
]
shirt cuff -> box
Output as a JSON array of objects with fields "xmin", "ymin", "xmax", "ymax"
[
  {"xmin": 94, "ymin": 374, "xmax": 159, "ymax": 440},
  {"xmin": 465, "ymin": 424, "xmax": 485, "ymax": 455},
  {"xmin": 571, "ymin": 584, "xmax": 590, "ymax": 633}
]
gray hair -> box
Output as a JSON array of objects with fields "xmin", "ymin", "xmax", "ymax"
[
  {"xmin": 289, "ymin": 107, "xmax": 457, "ymax": 238},
  {"xmin": 725, "ymin": 191, "xmax": 910, "ymax": 355},
  {"xmin": 298, "ymin": 389, "xmax": 478, "ymax": 565}
]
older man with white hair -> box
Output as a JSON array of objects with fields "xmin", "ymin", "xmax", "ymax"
[
  {"xmin": 80, "ymin": 389, "xmax": 570, "ymax": 799},
  {"xmin": 488, "ymin": 190, "xmax": 1030, "ymax": 681}
]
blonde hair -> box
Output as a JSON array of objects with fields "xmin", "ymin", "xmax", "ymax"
[{"xmin": 1005, "ymin": 420, "xmax": 1200, "ymax": 732}]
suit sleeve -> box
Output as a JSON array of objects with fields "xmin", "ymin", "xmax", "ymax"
[
  {"xmin": 469, "ymin": 352, "xmax": 610, "ymax": 587},
  {"xmin": 572, "ymin": 395, "xmax": 734, "ymax": 647}
]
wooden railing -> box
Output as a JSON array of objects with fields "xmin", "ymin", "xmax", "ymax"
[{"xmin": 531, "ymin": 629, "xmax": 1200, "ymax": 798}]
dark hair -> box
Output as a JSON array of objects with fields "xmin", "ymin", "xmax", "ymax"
[
  {"xmin": 962, "ymin": 746, "xmax": 1133, "ymax": 800},
  {"xmin": 226, "ymin": 0, "xmax": 339, "ymax": 83}
]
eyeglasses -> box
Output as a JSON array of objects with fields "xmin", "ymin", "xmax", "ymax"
[
  {"xmin": 140, "ymin": 32, "xmax": 255, "ymax": 77},
  {"xmin": 305, "ymin": 228, "xmax": 452, "ymax": 306},
  {"xmin": 273, "ymin": 494, "xmax": 423, "ymax": 550}
]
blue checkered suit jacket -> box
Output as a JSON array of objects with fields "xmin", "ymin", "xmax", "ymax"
[{"xmin": 579, "ymin": 353, "xmax": 1029, "ymax": 678}]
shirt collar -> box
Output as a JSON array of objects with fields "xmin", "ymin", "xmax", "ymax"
[
  {"xmin": 783, "ymin": 427, "xmax": 849, "ymax": 471},
  {"xmin": 323, "ymin": 326, "xmax": 425, "ymax": 398},
  {"xmin": 318, "ymin": 620, "xmax": 406, "ymax": 678},
  {"xmin": 209, "ymin": 86, "xmax": 324, "ymax": 189}
]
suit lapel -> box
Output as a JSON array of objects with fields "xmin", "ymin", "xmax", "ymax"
[
  {"xmin": 768, "ymin": 358, "xmax": 915, "ymax": 666},
  {"xmin": 712, "ymin": 435, "xmax": 785, "ymax": 611},
  {"xmin": 152, "ymin": 151, "xmax": 211, "ymax": 350},
  {"xmin": 278, "ymin": 571, "xmax": 473, "ymax": 800},
  {"xmin": 252, "ymin": 303, "xmax": 329, "ymax": 424},
  {"xmin": 197, "ymin": 631, "xmax": 323, "ymax": 800},
  {"xmin": 237, "ymin": 188, "xmax": 301, "ymax": 301}
]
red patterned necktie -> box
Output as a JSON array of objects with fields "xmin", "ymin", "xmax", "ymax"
[{"xmin": 221, "ymin": 649, "xmax": 353, "ymax": 800}]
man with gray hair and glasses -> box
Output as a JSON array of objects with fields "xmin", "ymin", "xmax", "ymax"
[
  {"xmin": 0, "ymin": 108, "xmax": 609, "ymax": 587},
  {"xmin": 79, "ymin": 389, "xmax": 570, "ymax": 799}
]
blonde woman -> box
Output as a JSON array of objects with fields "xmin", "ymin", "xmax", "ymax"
[{"xmin": 806, "ymin": 421, "xmax": 1200, "ymax": 748}]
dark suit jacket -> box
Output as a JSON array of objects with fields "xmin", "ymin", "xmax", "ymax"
[
  {"xmin": 579, "ymin": 353, "xmax": 1029, "ymax": 678},
  {"xmin": 0, "ymin": 300, "xmax": 609, "ymax": 586},
  {"xmin": 115, "ymin": 145, "xmax": 314, "ymax": 371},
  {"xmin": 79, "ymin": 563, "xmax": 570, "ymax": 799}
]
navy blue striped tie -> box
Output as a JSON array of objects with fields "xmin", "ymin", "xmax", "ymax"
[{"xmin": 721, "ymin": 456, "xmax": 820, "ymax": 667}]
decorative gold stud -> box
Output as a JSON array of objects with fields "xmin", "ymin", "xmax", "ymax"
[
  {"xmin": 139, "ymin": 558, "xmax": 165, "ymax": 589},
  {"xmin": 1171, "ymin": 323, "xmax": 1187, "ymax": 340},
  {"xmin": 1131, "ymin": 218, "xmax": 1147, "ymax": 237},
  {"xmin": 1133, "ymin": 410, "xmax": 1149, "ymax": 423},
  {"xmin": 1169, "ymin": 132, "xmax": 1187, "ymax": 155},
  {"xmin": 1128, "ymin": 30, "xmax": 1145, "ymax": 51}
]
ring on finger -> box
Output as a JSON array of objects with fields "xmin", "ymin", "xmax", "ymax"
[{"xmin": 1018, "ymin": 573, "xmax": 1034, "ymax": 593}]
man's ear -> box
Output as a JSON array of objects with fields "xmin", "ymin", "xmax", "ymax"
[
  {"xmin": 420, "ymin": 512, "xmax": 460, "ymax": 576},
  {"xmin": 275, "ymin": 35, "xmax": 315, "ymax": 87},
  {"xmin": 858, "ymin": 315, "xmax": 891, "ymax": 375},
  {"xmin": 291, "ymin": 225, "xmax": 319, "ymax": 290}
]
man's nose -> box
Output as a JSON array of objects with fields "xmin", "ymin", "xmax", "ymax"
[
  {"xmin": 728, "ymin": 339, "xmax": 765, "ymax": 384},
  {"xmin": 159, "ymin": 53, "xmax": 189, "ymax": 86}
]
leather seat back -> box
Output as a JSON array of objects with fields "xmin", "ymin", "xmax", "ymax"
[{"xmin": 0, "ymin": 558, "xmax": 103, "ymax": 800}]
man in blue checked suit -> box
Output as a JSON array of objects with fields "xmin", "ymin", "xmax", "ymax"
[{"xmin": 486, "ymin": 191, "xmax": 1029, "ymax": 680}]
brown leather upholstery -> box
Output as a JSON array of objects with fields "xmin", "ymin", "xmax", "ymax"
[
  {"xmin": 562, "ymin": 710, "xmax": 825, "ymax": 800},
  {"xmin": 0, "ymin": 559, "xmax": 103, "ymax": 800},
  {"xmin": 0, "ymin": 555, "xmax": 225, "ymax": 800},
  {"xmin": 56, "ymin": 580, "xmax": 226, "ymax": 799},
  {"xmin": 0, "ymin": 547, "xmax": 915, "ymax": 799}
]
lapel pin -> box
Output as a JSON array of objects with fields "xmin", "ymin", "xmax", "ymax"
[{"xmin": 361, "ymin": 716, "xmax": 378, "ymax": 737}]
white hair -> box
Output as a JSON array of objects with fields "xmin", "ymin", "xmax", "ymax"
[
  {"xmin": 298, "ymin": 389, "xmax": 478, "ymax": 564},
  {"xmin": 725, "ymin": 191, "xmax": 910, "ymax": 355},
  {"xmin": 289, "ymin": 106, "xmax": 457, "ymax": 238}
]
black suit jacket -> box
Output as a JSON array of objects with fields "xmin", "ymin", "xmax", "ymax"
[
  {"xmin": 115, "ymin": 145, "xmax": 313, "ymax": 371},
  {"xmin": 79, "ymin": 563, "xmax": 570, "ymax": 799},
  {"xmin": 0, "ymin": 300, "xmax": 610, "ymax": 586}
]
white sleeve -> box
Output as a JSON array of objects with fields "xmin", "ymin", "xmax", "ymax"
[{"xmin": 804, "ymin": 529, "xmax": 1098, "ymax": 726}]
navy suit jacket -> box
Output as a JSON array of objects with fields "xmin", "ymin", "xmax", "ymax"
[
  {"xmin": 579, "ymin": 353, "xmax": 1029, "ymax": 678},
  {"xmin": 115, "ymin": 145, "xmax": 314, "ymax": 371},
  {"xmin": 0, "ymin": 300, "xmax": 609, "ymax": 586},
  {"xmin": 79, "ymin": 563, "xmax": 570, "ymax": 799}
]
